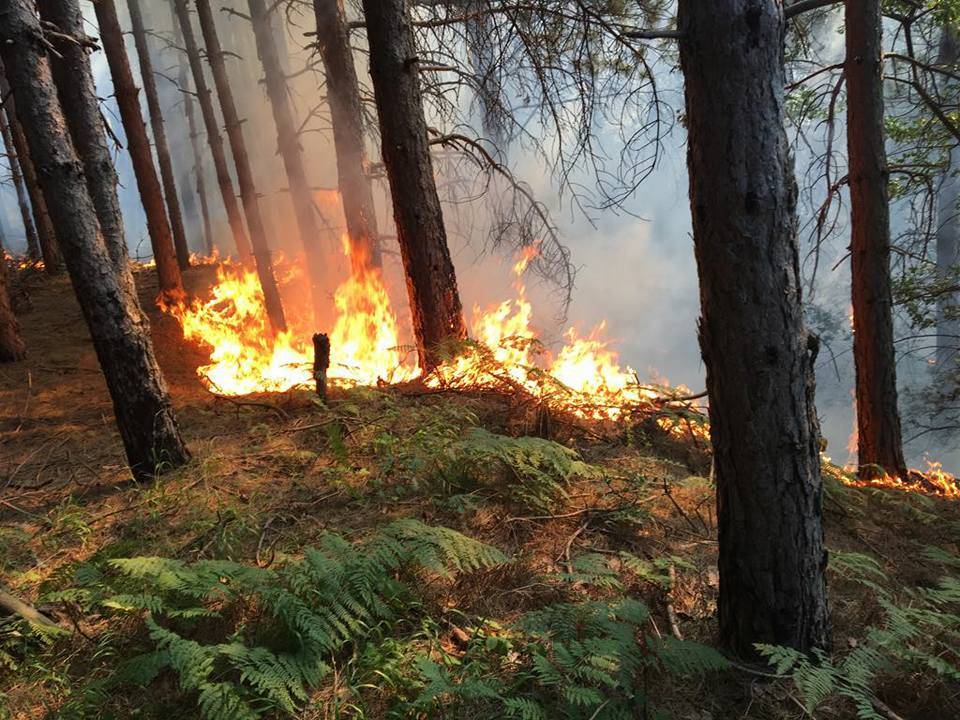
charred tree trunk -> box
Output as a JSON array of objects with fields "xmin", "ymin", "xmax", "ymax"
[
  {"xmin": 0, "ymin": 101, "xmax": 39, "ymax": 260},
  {"xmin": 249, "ymin": 0, "xmax": 325, "ymax": 321},
  {"xmin": 0, "ymin": 259, "xmax": 25, "ymax": 362},
  {"xmin": 678, "ymin": 0, "xmax": 829, "ymax": 658},
  {"xmin": 168, "ymin": 0, "xmax": 214, "ymax": 256},
  {"xmin": 936, "ymin": 27, "xmax": 960, "ymax": 376},
  {"xmin": 94, "ymin": 0, "xmax": 185, "ymax": 303},
  {"xmin": 314, "ymin": 0, "xmax": 382, "ymax": 271},
  {"xmin": 38, "ymin": 0, "xmax": 128, "ymax": 274},
  {"xmin": 361, "ymin": 0, "xmax": 467, "ymax": 369},
  {"xmin": 128, "ymin": 0, "xmax": 191, "ymax": 270},
  {"xmin": 0, "ymin": 0, "xmax": 189, "ymax": 477},
  {"xmin": 194, "ymin": 0, "xmax": 286, "ymax": 334},
  {"xmin": 0, "ymin": 64, "xmax": 62, "ymax": 274},
  {"xmin": 845, "ymin": 0, "xmax": 908, "ymax": 480}
]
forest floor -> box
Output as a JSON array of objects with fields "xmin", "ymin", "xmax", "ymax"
[{"xmin": 0, "ymin": 264, "xmax": 959, "ymax": 720}]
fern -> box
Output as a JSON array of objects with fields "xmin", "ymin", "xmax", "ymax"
[
  {"xmin": 758, "ymin": 549, "xmax": 960, "ymax": 718},
  {"xmin": 409, "ymin": 554, "xmax": 727, "ymax": 718},
  {"xmin": 56, "ymin": 520, "xmax": 506, "ymax": 719},
  {"xmin": 441, "ymin": 428, "xmax": 599, "ymax": 511}
]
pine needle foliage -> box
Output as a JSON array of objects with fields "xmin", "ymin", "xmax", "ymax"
[
  {"xmin": 53, "ymin": 520, "xmax": 507, "ymax": 719},
  {"xmin": 409, "ymin": 553, "xmax": 727, "ymax": 718},
  {"xmin": 757, "ymin": 550, "xmax": 960, "ymax": 719},
  {"xmin": 440, "ymin": 427, "xmax": 599, "ymax": 510}
]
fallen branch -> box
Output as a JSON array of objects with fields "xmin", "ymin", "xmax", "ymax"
[{"xmin": 0, "ymin": 585, "xmax": 62, "ymax": 629}]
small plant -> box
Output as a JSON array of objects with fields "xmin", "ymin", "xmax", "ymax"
[
  {"xmin": 757, "ymin": 550, "xmax": 960, "ymax": 719},
  {"xmin": 408, "ymin": 553, "xmax": 727, "ymax": 718},
  {"xmin": 51, "ymin": 520, "xmax": 507, "ymax": 719},
  {"xmin": 440, "ymin": 428, "xmax": 599, "ymax": 511}
]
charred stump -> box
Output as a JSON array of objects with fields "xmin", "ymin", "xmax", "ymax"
[{"xmin": 313, "ymin": 333, "xmax": 330, "ymax": 403}]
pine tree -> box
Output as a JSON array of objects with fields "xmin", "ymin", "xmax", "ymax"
[
  {"xmin": 678, "ymin": 0, "xmax": 830, "ymax": 657},
  {"xmin": 0, "ymin": 0, "xmax": 190, "ymax": 478},
  {"xmin": 94, "ymin": 0, "xmax": 185, "ymax": 302},
  {"xmin": 845, "ymin": 0, "xmax": 909, "ymax": 479},
  {"xmin": 361, "ymin": 0, "xmax": 467, "ymax": 370}
]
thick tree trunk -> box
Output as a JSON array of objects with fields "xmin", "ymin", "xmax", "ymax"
[
  {"xmin": 0, "ymin": 260, "xmax": 25, "ymax": 362},
  {"xmin": 168, "ymin": 0, "xmax": 214, "ymax": 256},
  {"xmin": 0, "ymin": 101, "xmax": 39, "ymax": 260},
  {"xmin": 845, "ymin": 1, "xmax": 908, "ymax": 480},
  {"xmin": 128, "ymin": 0, "xmax": 191, "ymax": 270},
  {"xmin": 194, "ymin": 0, "xmax": 286, "ymax": 333},
  {"xmin": 361, "ymin": 0, "xmax": 467, "ymax": 370},
  {"xmin": 37, "ymin": 0, "xmax": 128, "ymax": 274},
  {"xmin": 0, "ymin": 0, "xmax": 189, "ymax": 478},
  {"xmin": 0, "ymin": 65, "xmax": 62, "ymax": 274},
  {"xmin": 249, "ymin": 0, "xmax": 325, "ymax": 321},
  {"xmin": 314, "ymin": 0, "xmax": 382, "ymax": 271},
  {"xmin": 94, "ymin": 0, "xmax": 185, "ymax": 303},
  {"xmin": 678, "ymin": 0, "xmax": 829, "ymax": 658},
  {"xmin": 936, "ymin": 27, "xmax": 960, "ymax": 375}
]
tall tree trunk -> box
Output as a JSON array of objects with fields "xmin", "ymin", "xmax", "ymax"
[
  {"xmin": 37, "ymin": 0, "xmax": 128, "ymax": 274},
  {"xmin": 678, "ymin": 0, "xmax": 829, "ymax": 658},
  {"xmin": 168, "ymin": 0, "xmax": 214, "ymax": 256},
  {"xmin": 194, "ymin": 0, "xmax": 286, "ymax": 334},
  {"xmin": 249, "ymin": 0, "xmax": 325, "ymax": 322},
  {"xmin": 0, "ymin": 259, "xmax": 25, "ymax": 362},
  {"xmin": 0, "ymin": 101, "xmax": 39, "ymax": 260},
  {"xmin": 845, "ymin": 0, "xmax": 908, "ymax": 479},
  {"xmin": 361, "ymin": 0, "xmax": 467, "ymax": 370},
  {"xmin": 94, "ymin": 0, "xmax": 185, "ymax": 303},
  {"xmin": 128, "ymin": 0, "xmax": 191, "ymax": 270},
  {"xmin": 936, "ymin": 26, "xmax": 960, "ymax": 376},
  {"xmin": 0, "ymin": 65, "xmax": 62, "ymax": 274},
  {"xmin": 0, "ymin": 0, "xmax": 189, "ymax": 478},
  {"xmin": 314, "ymin": 0, "xmax": 382, "ymax": 271}
]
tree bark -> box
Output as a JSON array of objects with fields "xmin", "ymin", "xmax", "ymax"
[
  {"xmin": 194, "ymin": 0, "xmax": 286, "ymax": 334},
  {"xmin": 314, "ymin": 0, "xmax": 382, "ymax": 271},
  {"xmin": 249, "ymin": 0, "xmax": 325, "ymax": 322},
  {"xmin": 0, "ymin": 259, "xmax": 26, "ymax": 362},
  {"xmin": 936, "ymin": 26, "xmax": 960, "ymax": 376},
  {"xmin": 0, "ymin": 64, "xmax": 62, "ymax": 274},
  {"xmin": 845, "ymin": 0, "xmax": 908, "ymax": 479},
  {"xmin": 678, "ymin": 0, "xmax": 829, "ymax": 658},
  {"xmin": 168, "ymin": 0, "xmax": 214, "ymax": 256},
  {"xmin": 361, "ymin": 0, "xmax": 467, "ymax": 370},
  {"xmin": 128, "ymin": 0, "xmax": 191, "ymax": 270},
  {"xmin": 37, "ymin": 0, "xmax": 128, "ymax": 274},
  {"xmin": 94, "ymin": 0, "xmax": 185, "ymax": 303},
  {"xmin": 174, "ymin": 0, "xmax": 251, "ymax": 262},
  {"xmin": 0, "ymin": 99, "xmax": 39, "ymax": 260},
  {"xmin": 0, "ymin": 0, "xmax": 190, "ymax": 478}
]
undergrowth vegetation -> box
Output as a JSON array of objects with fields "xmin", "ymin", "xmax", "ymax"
[{"xmin": 2, "ymin": 385, "xmax": 959, "ymax": 719}]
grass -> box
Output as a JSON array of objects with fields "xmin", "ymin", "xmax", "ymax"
[{"xmin": 1, "ymin": 265, "xmax": 959, "ymax": 719}]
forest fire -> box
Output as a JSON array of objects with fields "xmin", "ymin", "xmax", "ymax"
[
  {"xmin": 839, "ymin": 460, "xmax": 960, "ymax": 498},
  {"xmin": 163, "ymin": 245, "xmax": 683, "ymax": 423}
]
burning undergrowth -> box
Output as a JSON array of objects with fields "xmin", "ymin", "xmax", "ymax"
[{"xmin": 161, "ymin": 243, "xmax": 710, "ymax": 440}]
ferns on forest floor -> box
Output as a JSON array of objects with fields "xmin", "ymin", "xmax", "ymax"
[
  {"xmin": 757, "ymin": 549, "xmax": 960, "ymax": 719},
  {"xmin": 46, "ymin": 519, "xmax": 507, "ymax": 720},
  {"xmin": 407, "ymin": 551, "xmax": 727, "ymax": 719}
]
